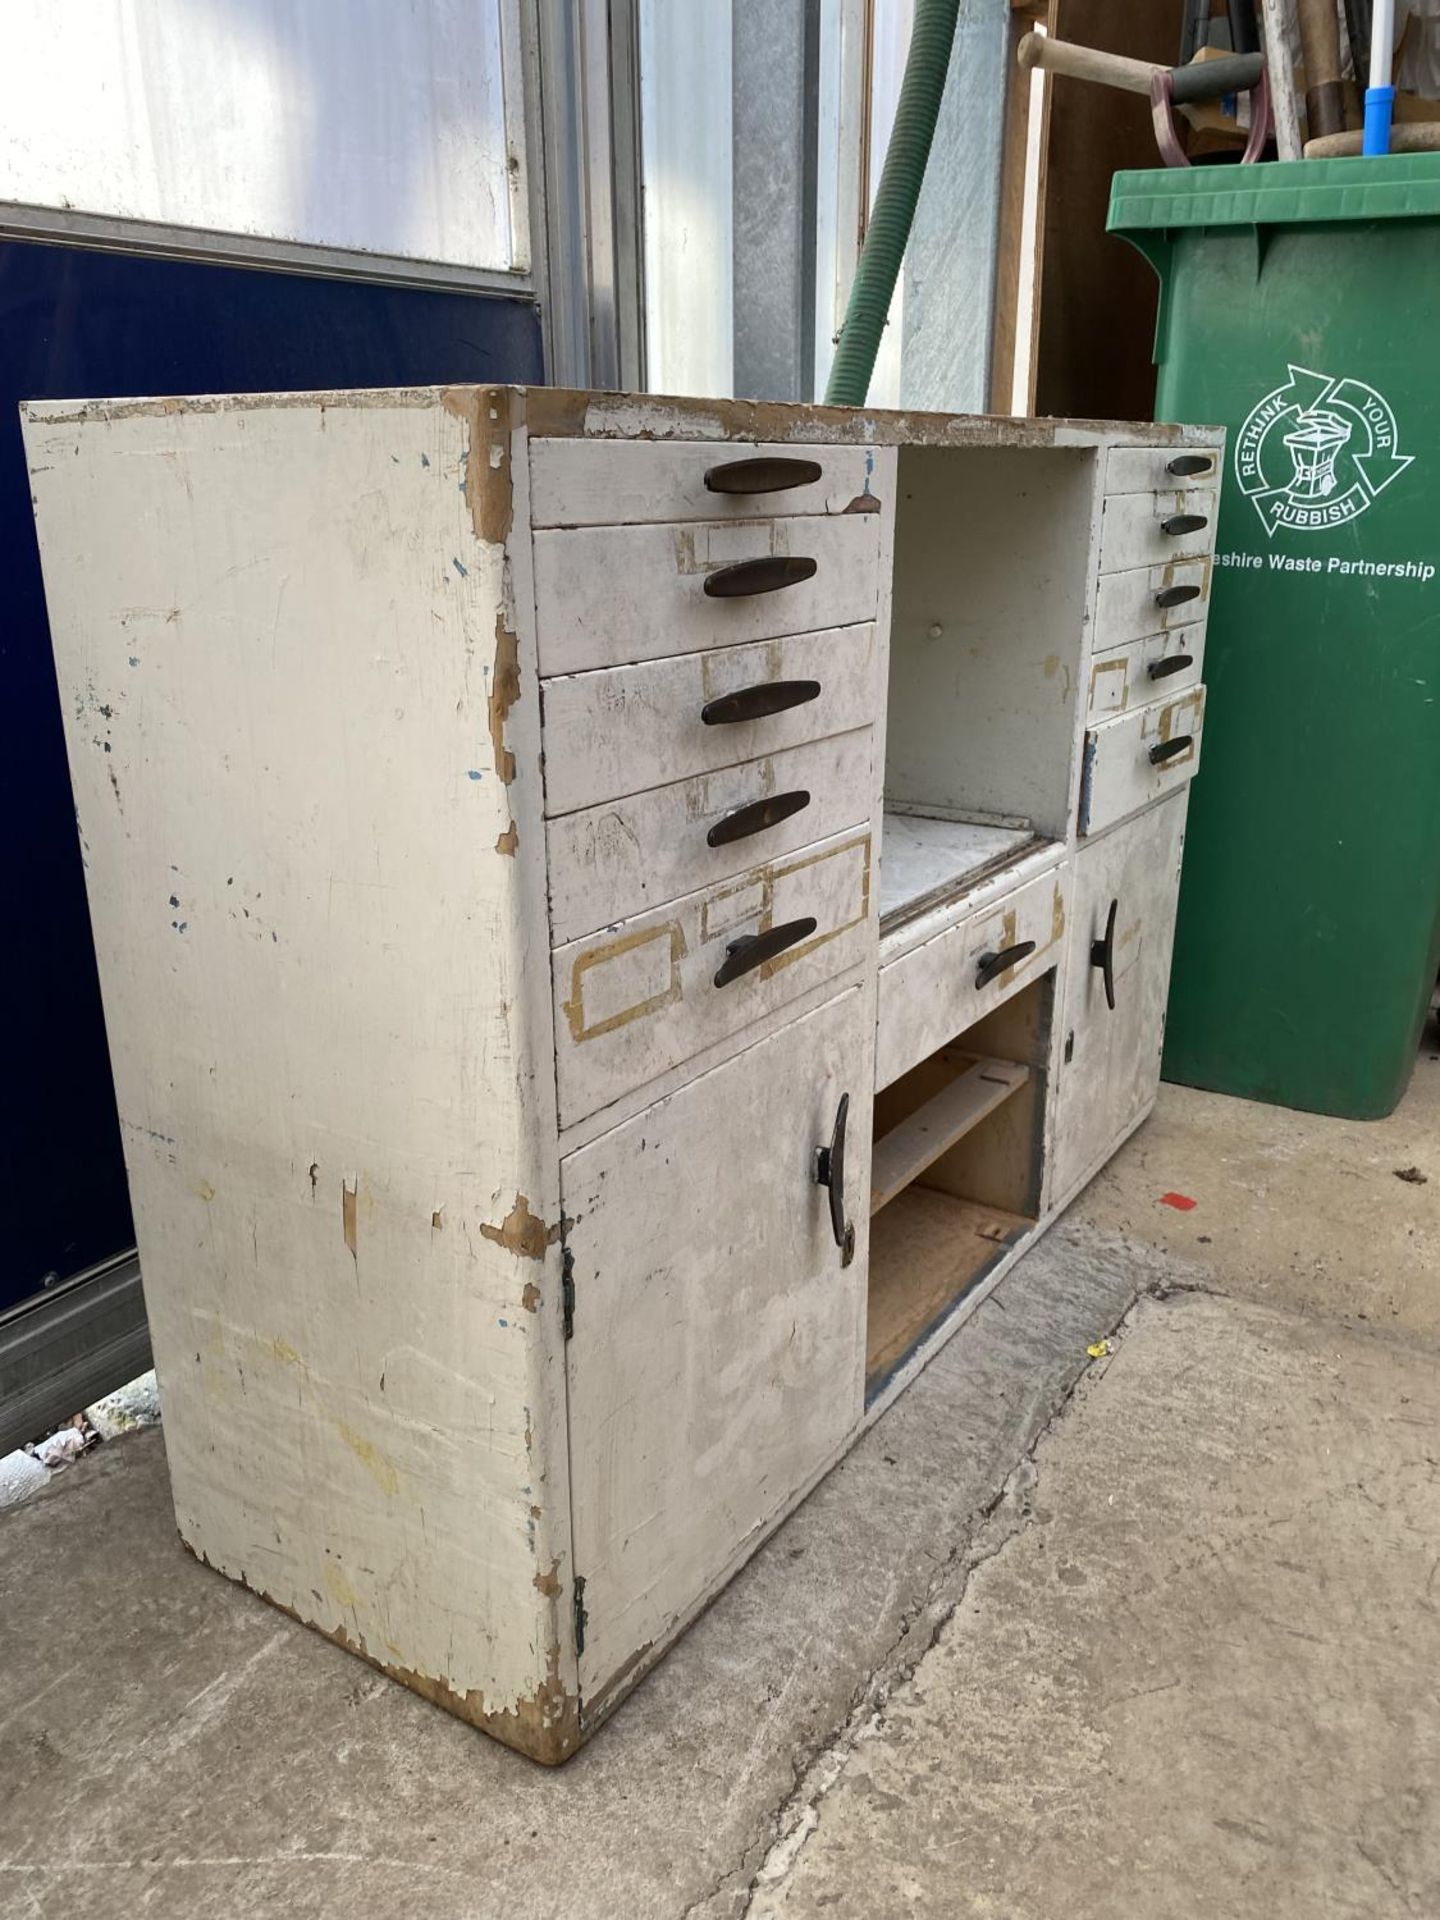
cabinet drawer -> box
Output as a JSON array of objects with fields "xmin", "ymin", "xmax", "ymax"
[
  {"xmin": 552, "ymin": 825, "xmax": 874, "ymax": 1127},
  {"xmin": 541, "ymin": 623, "xmax": 880, "ymax": 817},
  {"xmin": 1085, "ymin": 623, "xmax": 1205, "ymax": 723},
  {"xmin": 1079, "ymin": 686, "xmax": 1206, "ymax": 838},
  {"xmin": 1104, "ymin": 445, "xmax": 1221, "ymax": 496},
  {"xmin": 530, "ymin": 437, "xmax": 884, "ymax": 528},
  {"xmin": 1093, "ymin": 557, "xmax": 1212, "ymax": 649},
  {"xmin": 876, "ymin": 865, "xmax": 1067, "ymax": 1091},
  {"xmin": 533, "ymin": 513, "xmax": 881, "ymax": 675},
  {"xmin": 547, "ymin": 728, "xmax": 872, "ymax": 945},
  {"xmin": 1098, "ymin": 488, "xmax": 1217, "ymax": 575}
]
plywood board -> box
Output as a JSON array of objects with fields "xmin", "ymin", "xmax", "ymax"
[
  {"xmin": 870, "ymin": 1057, "xmax": 1029, "ymax": 1213},
  {"xmin": 866, "ymin": 1187, "xmax": 1033, "ymax": 1396}
]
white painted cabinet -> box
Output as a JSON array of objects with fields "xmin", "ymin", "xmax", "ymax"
[{"xmin": 23, "ymin": 386, "xmax": 1218, "ymax": 1761}]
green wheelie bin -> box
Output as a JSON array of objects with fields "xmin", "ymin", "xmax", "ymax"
[{"xmin": 1108, "ymin": 157, "xmax": 1440, "ymax": 1119}]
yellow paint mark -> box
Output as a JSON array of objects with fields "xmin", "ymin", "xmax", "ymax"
[
  {"xmin": 268, "ymin": 1336, "xmax": 305, "ymax": 1370},
  {"xmin": 563, "ymin": 922, "xmax": 686, "ymax": 1042},
  {"xmin": 324, "ymin": 1562, "xmax": 360, "ymax": 1610},
  {"xmin": 759, "ymin": 831, "xmax": 872, "ymax": 981},
  {"xmin": 1043, "ymin": 653, "xmax": 1061, "ymax": 678},
  {"xmin": 480, "ymin": 1194, "xmax": 559, "ymax": 1260},
  {"xmin": 335, "ymin": 1420, "xmax": 399, "ymax": 1496},
  {"xmin": 1051, "ymin": 884, "xmax": 1066, "ymax": 942},
  {"xmin": 342, "ymin": 1180, "xmax": 358, "ymax": 1260},
  {"xmin": 1088, "ymin": 655, "xmax": 1128, "ymax": 712},
  {"xmin": 195, "ymin": 1179, "xmax": 216, "ymax": 1203}
]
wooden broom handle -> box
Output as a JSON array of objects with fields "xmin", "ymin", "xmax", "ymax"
[
  {"xmin": 1296, "ymin": 0, "xmax": 1345, "ymax": 137},
  {"xmin": 1017, "ymin": 32, "xmax": 1164, "ymax": 98}
]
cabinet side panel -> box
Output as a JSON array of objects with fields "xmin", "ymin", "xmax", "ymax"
[{"xmin": 23, "ymin": 391, "xmax": 577, "ymax": 1759}]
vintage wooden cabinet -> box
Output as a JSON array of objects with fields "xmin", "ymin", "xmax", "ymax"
[{"xmin": 23, "ymin": 387, "xmax": 1219, "ymax": 1761}]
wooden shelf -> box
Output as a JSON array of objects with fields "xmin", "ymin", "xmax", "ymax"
[
  {"xmin": 870, "ymin": 1054, "xmax": 1030, "ymax": 1215},
  {"xmin": 866, "ymin": 1188, "xmax": 1034, "ymax": 1399}
]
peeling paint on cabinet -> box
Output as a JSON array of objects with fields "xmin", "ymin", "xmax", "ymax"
[{"xmin": 22, "ymin": 386, "xmax": 1216, "ymax": 1760}]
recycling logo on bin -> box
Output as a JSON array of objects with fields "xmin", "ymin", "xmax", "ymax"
[{"xmin": 1234, "ymin": 365, "xmax": 1414, "ymax": 537}]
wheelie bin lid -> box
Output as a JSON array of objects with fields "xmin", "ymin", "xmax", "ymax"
[{"xmin": 1108, "ymin": 154, "xmax": 1440, "ymax": 238}]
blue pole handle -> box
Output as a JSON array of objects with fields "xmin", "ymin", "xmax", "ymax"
[{"xmin": 1363, "ymin": 85, "xmax": 1396, "ymax": 157}]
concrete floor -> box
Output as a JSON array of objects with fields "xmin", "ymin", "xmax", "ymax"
[{"xmin": 1, "ymin": 1053, "xmax": 1436, "ymax": 1919}]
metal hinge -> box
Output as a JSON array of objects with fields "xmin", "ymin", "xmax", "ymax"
[
  {"xmin": 572, "ymin": 1574, "xmax": 588, "ymax": 1657},
  {"xmin": 561, "ymin": 1247, "xmax": 575, "ymax": 1340}
]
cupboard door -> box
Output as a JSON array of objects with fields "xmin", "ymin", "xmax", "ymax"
[
  {"xmin": 562, "ymin": 984, "xmax": 871, "ymax": 1710},
  {"xmin": 1051, "ymin": 795, "xmax": 1187, "ymax": 1204}
]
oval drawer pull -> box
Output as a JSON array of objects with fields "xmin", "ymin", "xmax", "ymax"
[
  {"xmin": 706, "ymin": 788, "xmax": 812, "ymax": 848},
  {"xmin": 1149, "ymin": 735, "xmax": 1194, "ymax": 766},
  {"xmin": 1166, "ymin": 453, "xmax": 1213, "ymax": 477},
  {"xmin": 1148, "ymin": 651, "xmax": 1195, "ymax": 681},
  {"xmin": 701, "ymin": 679, "xmax": 821, "ymax": 726},
  {"xmin": 1154, "ymin": 583, "xmax": 1202, "ymax": 609},
  {"xmin": 713, "ymin": 916, "xmax": 818, "ymax": 987},
  {"xmin": 975, "ymin": 941, "xmax": 1037, "ymax": 989},
  {"xmin": 1090, "ymin": 898, "xmax": 1118, "ymax": 1012},
  {"xmin": 703, "ymin": 555, "xmax": 818, "ymax": 598},
  {"xmin": 704, "ymin": 456, "xmax": 823, "ymax": 495},
  {"xmin": 1161, "ymin": 512, "xmax": 1208, "ymax": 537}
]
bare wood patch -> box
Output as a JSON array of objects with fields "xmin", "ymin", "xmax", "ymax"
[
  {"xmin": 442, "ymin": 385, "xmax": 516, "ymax": 545},
  {"xmin": 480, "ymin": 1194, "xmax": 559, "ymax": 1260},
  {"xmin": 490, "ymin": 609, "xmax": 520, "ymax": 785}
]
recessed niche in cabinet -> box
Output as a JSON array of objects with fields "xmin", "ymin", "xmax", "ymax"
[
  {"xmin": 866, "ymin": 971, "xmax": 1054, "ymax": 1401},
  {"xmin": 880, "ymin": 446, "xmax": 1094, "ymax": 933}
]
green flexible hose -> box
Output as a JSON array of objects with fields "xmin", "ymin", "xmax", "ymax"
[{"xmin": 824, "ymin": 0, "xmax": 961, "ymax": 407}]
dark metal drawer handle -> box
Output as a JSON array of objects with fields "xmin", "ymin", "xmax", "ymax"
[
  {"xmin": 1161, "ymin": 512, "xmax": 1208, "ymax": 537},
  {"xmin": 1148, "ymin": 652, "xmax": 1195, "ymax": 681},
  {"xmin": 975, "ymin": 941, "xmax": 1037, "ymax": 989},
  {"xmin": 1155, "ymin": 583, "xmax": 1202, "ymax": 609},
  {"xmin": 701, "ymin": 679, "xmax": 820, "ymax": 726},
  {"xmin": 705, "ymin": 456, "xmax": 823, "ymax": 495},
  {"xmin": 713, "ymin": 916, "xmax": 817, "ymax": 987},
  {"xmin": 1150, "ymin": 735, "xmax": 1194, "ymax": 767},
  {"xmin": 1090, "ymin": 898, "xmax": 1118, "ymax": 1013},
  {"xmin": 707, "ymin": 788, "xmax": 811, "ymax": 848},
  {"xmin": 814, "ymin": 1091, "xmax": 856, "ymax": 1267},
  {"xmin": 1166, "ymin": 453, "xmax": 1214, "ymax": 478},
  {"xmin": 704, "ymin": 555, "xmax": 818, "ymax": 598}
]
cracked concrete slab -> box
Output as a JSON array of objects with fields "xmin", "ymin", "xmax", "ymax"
[
  {"xmin": 0, "ymin": 1215, "xmax": 1155, "ymax": 1920},
  {"xmin": 743, "ymin": 1287, "xmax": 1440, "ymax": 1918}
]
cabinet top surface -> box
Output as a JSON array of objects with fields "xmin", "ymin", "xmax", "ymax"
[{"xmin": 23, "ymin": 384, "xmax": 1223, "ymax": 449}]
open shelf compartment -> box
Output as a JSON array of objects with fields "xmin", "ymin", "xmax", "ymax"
[
  {"xmin": 866, "ymin": 972, "xmax": 1053, "ymax": 1403},
  {"xmin": 877, "ymin": 444, "xmax": 1091, "ymax": 935}
]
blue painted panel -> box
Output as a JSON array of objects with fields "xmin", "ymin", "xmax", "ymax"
[{"xmin": 1, "ymin": 240, "xmax": 543, "ymax": 1310}]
